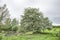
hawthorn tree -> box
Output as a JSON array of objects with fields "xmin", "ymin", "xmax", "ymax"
[{"xmin": 20, "ymin": 8, "xmax": 52, "ymax": 33}]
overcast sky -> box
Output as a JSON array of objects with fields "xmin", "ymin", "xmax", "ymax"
[{"xmin": 0, "ymin": 0, "xmax": 60, "ymax": 25}]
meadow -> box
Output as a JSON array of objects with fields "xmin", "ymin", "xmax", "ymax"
[{"xmin": 0, "ymin": 27, "xmax": 60, "ymax": 40}]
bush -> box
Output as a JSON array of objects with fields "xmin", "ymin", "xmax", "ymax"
[
  {"xmin": 58, "ymin": 32, "xmax": 60, "ymax": 40},
  {"xmin": 56, "ymin": 31, "xmax": 60, "ymax": 40},
  {"xmin": 0, "ymin": 33, "xmax": 3, "ymax": 40},
  {"xmin": 12, "ymin": 25, "xmax": 18, "ymax": 32},
  {"xmin": 56, "ymin": 32, "xmax": 60, "ymax": 37}
]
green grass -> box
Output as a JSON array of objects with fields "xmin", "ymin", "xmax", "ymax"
[
  {"xmin": 1, "ymin": 27, "xmax": 60, "ymax": 40},
  {"xmin": 2, "ymin": 34, "xmax": 58, "ymax": 40},
  {"xmin": 44, "ymin": 27, "xmax": 60, "ymax": 34}
]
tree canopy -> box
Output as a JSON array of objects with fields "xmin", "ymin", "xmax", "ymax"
[
  {"xmin": 20, "ymin": 8, "xmax": 52, "ymax": 33},
  {"xmin": 0, "ymin": 4, "xmax": 10, "ymax": 23}
]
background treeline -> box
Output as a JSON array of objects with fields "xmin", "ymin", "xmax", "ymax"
[{"xmin": 0, "ymin": 4, "xmax": 19, "ymax": 35}]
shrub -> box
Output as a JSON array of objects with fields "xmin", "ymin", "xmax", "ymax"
[
  {"xmin": 12, "ymin": 25, "xmax": 18, "ymax": 32},
  {"xmin": 56, "ymin": 31, "xmax": 60, "ymax": 40},
  {"xmin": 0, "ymin": 33, "xmax": 3, "ymax": 40}
]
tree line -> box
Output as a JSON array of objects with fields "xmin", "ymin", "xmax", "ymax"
[{"xmin": 0, "ymin": 4, "xmax": 53, "ymax": 35}]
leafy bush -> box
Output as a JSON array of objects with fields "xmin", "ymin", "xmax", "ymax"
[
  {"xmin": 57, "ymin": 32, "xmax": 60, "ymax": 37},
  {"xmin": 56, "ymin": 31, "xmax": 60, "ymax": 40},
  {"xmin": 12, "ymin": 25, "xmax": 18, "ymax": 32},
  {"xmin": 0, "ymin": 33, "xmax": 3, "ymax": 40}
]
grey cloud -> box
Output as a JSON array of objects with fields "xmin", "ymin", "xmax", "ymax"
[{"xmin": 0, "ymin": 0, "xmax": 60, "ymax": 25}]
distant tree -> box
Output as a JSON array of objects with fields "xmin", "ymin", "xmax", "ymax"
[
  {"xmin": 20, "ymin": 8, "xmax": 52, "ymax": 33},
  {"xmin": 11, "ymin": 18, "xmax": 19, "ymax": 32},
  {"xmin": 0, "ymin": 4, "xmax": 10, "ymax": 32},
  {"xmin": 1, "ymin": 18, "xmax": 11, "ymax": 31},
  {"xmin": 11, "ymin": 18, "xmax": 18, "ymax": 26},
  {"xmin": 0, "ymin": 4, "xmax": 10, "ymax": 22}
]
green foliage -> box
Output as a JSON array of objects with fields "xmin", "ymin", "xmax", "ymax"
[
  {"xmin": 0, "ymin": 33, "xmax": 3, "ymax": 40},
  {"xmin": 20, "ymin": 7, "xmax": 52, "ymax": 33},
  {"xmin": 11, "ymin": 18, "xmax": 19, "ymax": 32},
  {"xmin": 1, "ymin": 18, "xmax": 11, "ymax": 31},
  {"xmin": 12, "ymin": 25, "xmax": 18, "ymax": 31},
  {"xmin": 5, "ymin": 18, "xmax": 11, "ymax": 29},
  {"xmin": 0, "ymin": 4, "xmax": 10, "ymax": 22},
  {"xmin": 57, "ymin": 32, "xmax": 60, "ymax": 37},
  {"xmin": 1, "ymin": 26, "xmax": 60, "ymax": 40},
  {"xmin": 2, "ymin": 34, "xmax": 58, "ymax": 40},
  {"xmin": 0, "ymin": 4, "xmax": 10, "ymax": 32},
  {"xmin": 11, "ymin": 18, "xmax": 19, "ymax": 27},
  {"xmin": 0, "ymin": 23, "xmax": 3, "ymax": 32},
  {"xmin": 56, "ymin": 31, "xmax": 60, "ymax": 40}
]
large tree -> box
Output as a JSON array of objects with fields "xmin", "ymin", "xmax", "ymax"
[
  {"xmin": 20, "ymin": 8, "xmax": 52, "ymax": 33},
  {"xmin": 0, "ymin": 4, "xmax": 10, "ymax": 32}
]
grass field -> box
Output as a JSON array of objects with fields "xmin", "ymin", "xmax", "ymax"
[
  {"xmin": 0, "ymin": 27, "xmax": 60, "ymax": 40},
  {"xmin": 2, "ymin": 34, "xmax": 58, "ymax": 40}
]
